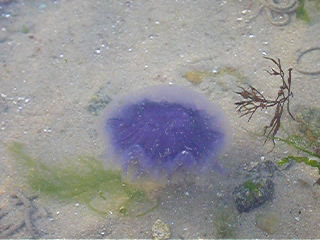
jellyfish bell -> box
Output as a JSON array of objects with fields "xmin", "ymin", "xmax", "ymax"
[{"xmin": 101, "ymin": 84, "xmax": 231, "ymax": 180}]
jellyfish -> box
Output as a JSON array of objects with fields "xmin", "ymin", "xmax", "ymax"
[{"xmin": 102, "ymin": 84, "xmax": 229, "ymax": 178}]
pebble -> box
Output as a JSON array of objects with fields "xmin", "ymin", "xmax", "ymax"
[{"xmin": 152, "ymin": 219, "xmax": 171, "ymax": 240}]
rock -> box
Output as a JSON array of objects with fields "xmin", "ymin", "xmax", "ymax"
[
  {"xmin": 152, "ymin": 219, "xmax": 171, "ymax": 240},
  {"xmin": 232, "ymin": 177, "xmax": 274, "ymax": 213},
  {"xmin": 233, "ymin": 160, "xmax": 278, "ymax": 213},
  {"xmin": 255, "ymin": 211, "xmax": 280, "ymax": 234},
  {"xmin": 246, "ymin": 160, "xmax": 278, "ymax": 179}
]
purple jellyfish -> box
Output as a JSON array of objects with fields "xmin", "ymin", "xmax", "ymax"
[{"xmin": 103, "ymin": 85, "xmax": 229, "ymax": 178}]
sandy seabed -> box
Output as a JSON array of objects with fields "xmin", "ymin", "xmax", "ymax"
[{"xmin": 0, "ymin": 0, "xmax": 320, "ymax": 238}]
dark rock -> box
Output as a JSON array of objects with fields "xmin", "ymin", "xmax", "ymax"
[
  {"xmin": 233, "ymin": 177, "xmax": 274, "ymax": 213},
  {"xmin": 247, "ymin": 160, "xmax": 278, "ymax": 178}
]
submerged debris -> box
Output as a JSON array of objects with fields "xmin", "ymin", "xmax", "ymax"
[
  {"xmin": 246, "ymin": 0, "xmax": 299, "ymax": 26},
  {"xmin": 0, "ymin": 191, "xmax": 48, "ymax": 238},
  {"xmin": 296, "ymin": 47, "xmax": 320, "ymax": 75}
]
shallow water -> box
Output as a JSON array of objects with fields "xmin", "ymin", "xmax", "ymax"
[{"xmin": 1, "ymin": 0, "xmax": 320, "ymax": 238}]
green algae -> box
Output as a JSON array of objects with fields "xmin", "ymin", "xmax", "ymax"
[
  {"xmin": 296, "ymin": 0, "xmax": 320, "ymax": 23},
  {"xmin": 276, "ymin": 107, "xmax": 320, "ymax": 175},
  {"xmin": 8, "ymin": 142, "xmax": 156, "ymax": 216},
  {"xmin": 244, "ymin": 180, "xmax": 263, "ymax": 194},
  {"xmin": 297, "ymin": 0, "xmax": 311, "ymax": 23},
  {"xmin": 87, "ymin": 90, "xmax": 112, "ymax": 115},
  {"xmin": 279, "ymin": 154, "xmax": 320, "ymax": 173},
  {"xmin": 277, "ymin": 135, "xmax": 320, "ymax": 174}
]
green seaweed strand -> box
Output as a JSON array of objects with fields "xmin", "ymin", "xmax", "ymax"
[
  {"xmin": 8, "ymin": 142, "xmax": 158, "ymax": 216},
  {"xmin": 275, "ymin": 136, "xmax": 320, "ymax": 173},
  {"xmin": 275, "ymin": 136, "xmax": 320, "ymax": 159}
]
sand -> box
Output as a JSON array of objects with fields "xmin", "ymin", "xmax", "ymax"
[{"xmin": 0, "ymin": 0, "xmax": 320, "ymax": 238}]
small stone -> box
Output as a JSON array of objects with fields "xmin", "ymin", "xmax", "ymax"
[
  {"xmin": 255, "ymin": 212, "xmax": 280, "ymax": 234},
  {"xmin": 152, "ymin": 219, "xmax": 171, "ymax": 240},
  {"xmin": 94, "ymin": 48, "xmax": 102, "ymax": 54}
]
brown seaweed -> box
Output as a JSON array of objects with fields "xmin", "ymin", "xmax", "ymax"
[{"xmin": 235, "ymin": 57, "xmax": 295, "ymax": 144}]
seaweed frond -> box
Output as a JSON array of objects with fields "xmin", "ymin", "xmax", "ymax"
[
  {"xmin": 8, "ymin": 142, "xmax": 157, "ymax": 216},
  {"xmin": 235, "ymin": 57, "xmax": 295, "ymax": 145},
  {"xmin": 276, "ymin": 136, "xmax": 320, "ymax": 174}
]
